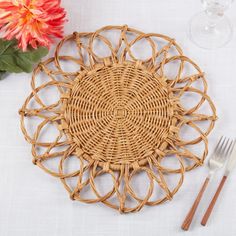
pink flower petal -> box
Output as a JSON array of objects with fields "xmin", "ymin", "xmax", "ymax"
[{"xmin": 0, "ymin": 0, "xmax": 66, "ymax": 50}]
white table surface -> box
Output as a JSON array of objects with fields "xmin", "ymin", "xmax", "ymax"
[{"xmin": 0, "ymin": 0, "xmax": 236, "ymax": 235}]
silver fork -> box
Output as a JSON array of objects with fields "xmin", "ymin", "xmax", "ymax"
[
  {"xmin": 201, "ymin": 139, "xmax": 236, "ymax": 226},
  {"xmin": 181, "ymin": 136, "xmax": 234, "ymax": 231}
]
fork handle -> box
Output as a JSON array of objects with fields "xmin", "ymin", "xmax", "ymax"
[
  {"xmin": 181, "ymin": 177, "xmax": 210, "ymax": 231},
  {"xmin": 201, "ymin": 175, "xmax": 227, "ymax": 226}
]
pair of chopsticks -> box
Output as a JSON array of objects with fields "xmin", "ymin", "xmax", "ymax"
[{"xmin": 181, "ymin": 137, "xmax": 236, "ymax": 230}]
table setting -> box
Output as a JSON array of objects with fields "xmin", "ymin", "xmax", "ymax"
[{"xmin": 0, "ymin": 0, "xmax": 236, "ymax": 236}]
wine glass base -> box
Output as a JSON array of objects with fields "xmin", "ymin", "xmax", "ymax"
[{"xmin": 189, "ymin": 12, "xmax": 233, "ymax": 49}]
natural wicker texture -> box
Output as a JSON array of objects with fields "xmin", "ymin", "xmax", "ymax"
[
  {"xmin": 68, "ymin": 62, "xmax": 174, "ymax": 170},
  {"xmin": 19, "ymin": 25, "xmax": 217, "ymax": 213}
]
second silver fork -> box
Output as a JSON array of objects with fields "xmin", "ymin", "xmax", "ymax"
[{"xmin": 181, "ymin": 136, "xmax": 234, "ymax": 231}]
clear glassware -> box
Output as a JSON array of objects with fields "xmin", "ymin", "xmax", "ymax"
[{"xmin": 189, "ymin": 0, "xmax": 234, "ymax": 49}]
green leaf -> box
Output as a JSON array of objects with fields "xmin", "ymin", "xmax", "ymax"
[
  {"xmin": 0, "ymin": 38, "xmax": 48, "ymax": 73},
  {"xmin": 0, "ymin": 39, "xmax": 17, "ymax": 55},
  {"xmin": 0, "ymin": 70, "xmax": 6, "ymax": 80}
]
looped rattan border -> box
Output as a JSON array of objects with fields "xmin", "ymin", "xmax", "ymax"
[{"xmin": 19, "ymin": 25, "xmax": 217, "ymax": 213}]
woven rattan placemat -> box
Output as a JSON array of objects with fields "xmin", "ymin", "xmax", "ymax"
[{"xmin": 19, "ymin": 25, "xmax": 217, "ymax": 213}]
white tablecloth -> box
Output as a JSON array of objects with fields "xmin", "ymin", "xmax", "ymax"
[{"xmin": 0, "ymin": 0, "xmax": 236, "ymax": 235}]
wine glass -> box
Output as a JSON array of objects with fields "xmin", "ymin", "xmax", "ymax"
[{"xmin": 189, "ymin": 0, "xmax": 234, "ymax": 49}]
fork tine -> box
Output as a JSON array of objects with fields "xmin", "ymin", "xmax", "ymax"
[
  {"xmin": 213, "ymin": 136, "xmax": 224, "ymax": 155},
  {"xmin": 215, "ymin": 136, "xmax": 226, "ymax": 157},
  {"xmin": 220, "ymin": 138, "xmax": 230, "ymax": 157},
  {"xmin": 218, "ymin": 139, "xmax": 233, "ymax": 161},
  {"xmin": 226, "ymin": 140, "xmax": 236, "ymax": 157},
  {"xmin": 218, "ymin": 138, "xmax": 234, "ymax": 161},
  {"xmin": 216, "ymin": 138, "xmax": 231, "ymax": 161}
]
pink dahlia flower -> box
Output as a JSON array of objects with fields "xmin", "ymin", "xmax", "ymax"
[{"xmin": 0, "ymin": 0, "xmax": 66, "ymax": 51}]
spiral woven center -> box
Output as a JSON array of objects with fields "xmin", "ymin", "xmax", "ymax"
[{"xmin": 67, "ymin": 62, "xmax": 173, "ymax": 168}]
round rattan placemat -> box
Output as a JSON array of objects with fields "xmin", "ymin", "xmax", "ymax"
[{"xmin": 19, "ymin": 25, "xmax": 217, "ymax": 213}]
